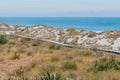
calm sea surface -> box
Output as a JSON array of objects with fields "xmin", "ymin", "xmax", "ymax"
[{"xmin": 0, "ymin": 17, "xmax": 120, "ymax": 31}]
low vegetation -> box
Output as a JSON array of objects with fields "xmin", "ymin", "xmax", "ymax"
[
  {"xmin": 105, "ymin": 30, "xmax": 120, "ymax": 39},
  {"xmin": 67, "ymin": 28, "xmax": 78, "ymax": 35},
  {"xmin": 79, "ymin": 49, "xmax": 93, "ymax": 56},
  {"xmin": 88, "ymin": 56, "xmax": 120, "ymax": 72},
  {"xmin": 88, "ymin": 31, "xmax": 96, "ymax": 37},
  {"xmin": 0, "ymin": 35, "xmax": 8, "ymax": 44},
  {"xmin": 11, "ymin": 51, "xmax": 20, "ymax": 60},
  {"xmin": 62, "ymin": 60, "xmax": 78, "ymax": 70},
  {"xmin": 37, "ymin": 71, "xmax": 63, "ymax": 80},
  {"xmin": 0, "ymin": 35, "xmax": 120, "ymax": 80}
]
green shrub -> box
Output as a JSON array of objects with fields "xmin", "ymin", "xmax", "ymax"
[
  {"xmin": 62, "ymin": 61, "xmax": 77, "ymax": 70},
  {"xmin": 88, "ymin": 57, "xmax": 120, "ymax": 72},
  {"xmin": 67, "ymin": 28, "xmax": 76, "ymax": 35},
  {"xmin": 37, "ymin": 71, "xmax": 63, "ymax": 80},
  {"xmin": 0, "ymin": 35, "xmax": 8, "ymax": 44}
]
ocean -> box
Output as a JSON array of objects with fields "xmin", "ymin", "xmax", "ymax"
[{"xmin": 0, "ymin": 17, "xmax": 120, "ymax": 31}]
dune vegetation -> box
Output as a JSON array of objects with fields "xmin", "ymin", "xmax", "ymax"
[{"xmin": 0, "ymin": 35, "xmax": 120, "ymax": 80}]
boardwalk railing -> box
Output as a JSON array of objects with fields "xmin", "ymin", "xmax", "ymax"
[
  {"xmin": 13, "ymin": 34, "xmax": 75, "ymax": 48},
  {"xmin": 12, "ymin": 34, "xmax": 120, "ymax": 54}
]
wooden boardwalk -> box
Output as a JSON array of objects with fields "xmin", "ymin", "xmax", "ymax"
[{"xmin": 13, "ymin": 34, "xmax": 120, "ymax": 54}]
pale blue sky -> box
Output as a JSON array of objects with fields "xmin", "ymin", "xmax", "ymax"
[{"xmin": 0, "ymin": 0, "xmax": 120, "ymax": 17}]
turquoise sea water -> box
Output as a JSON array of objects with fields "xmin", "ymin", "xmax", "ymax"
[{"xmin": 0, "ymin": 17, "xmax": 120, "ymax": 31}]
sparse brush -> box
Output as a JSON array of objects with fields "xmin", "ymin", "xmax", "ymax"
[
  {"xmin": 65, "ymin": 55, "xmax": 73, "ymax": 60},
  {"xmin": 37, "ymin": 71, "xmax": 63, "ymax": 80},
  {"xmin": 11, "ymin": 51, "xmax": 20, "ymax": 60},
  {"xmin": 15, "ymin": 66, "xmax": 24, "ymax": 77},
  {"xmin": 87, "ymin": 56, "xmax": 120, "ymax": 72},
  {"xmin": 27, "ymin": 50, "xmax": 35, "ymax": 56},
  {"xmin": 17, "ymin": 47, "xmax": 26, "ymax": 53},
  {"xmin": 15, "ymin": 66, "xmax": 29, "ymax": 80},
  {"xmin": 8, "ymin": 77, "xmax": 14, "ymax": 80},
  {"xmin": 55, "ymin": 45, "xmax": 61, "ymax": 50},
  {"xmin": 62, "ymin": 60, "xmax": 77, "ymax": 70},
  {"xmin": 67, "ymin": 28, "xmax": 77, "ymax": 35},
  {"xmin": 42, "ymin": 48, "xmax": 53, "ymax": 53},
  {"xmin": 0, "ymin": 35, "xmax": 8, "ymax": 44},
  {"xmin": 8, "ymin": 39, "xmax": 16, "ymax": 45},
  {"xmin": 88, "ymin": 31, "xmax": 96, "ymax": 37},
  {"xmin": 105, "ymin": 30, "xmax": 120, "ymax": 39},
  {"xmin": 49, "ymin": 44, "xmax": 56, "ymax": 49},
  {"xmin": 41, "ymin": 65, "xmax": 56, "ymax": 73},
  {"xmin": 66, "ymin": 71, "xmax": 77, "ymax": 80},
  {"xmin": 7, "ymin": 48, "xmax": 11, "ymax": 53},
  {"xmin": 79, "ymin": 50, "xmax": 93, "ymax": 56},
  {"xmin": 30, "ymin": 60, "xmax": 38, "ymax": 68},
  {"xmin": 49, "ymin": 45, "xmax": 62, "ymax": 50},
  {"xmin": 51, "ymin": 57, "xmax": 60, "ymax": 62},
  {"xmin": 20, "ymin": 38, "xmax": 31, "ymax": 43}
]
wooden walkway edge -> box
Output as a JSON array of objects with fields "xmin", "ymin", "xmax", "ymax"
[{"xmin": 12, "ymin": 34, "xmax": 120, "ymax": 54}]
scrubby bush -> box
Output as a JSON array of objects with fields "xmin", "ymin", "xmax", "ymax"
[
  {"xmin": 41, "ymin": 65, "xmax": 56, "ymax": 73},
  {"xmin": 11, "ymin": 51, "xmax": 20, "ymax": 60},
  {"xmin": 49, "ymin": 45, "xmax": 61, "ymax": 50},
  {"xmin": 51, "ymin": 57, "xmax": 60, "ymax": 62},
  {"xmin": 37, "ymin": 71, "xmax": 63, "ymax": 80},
  {"xmin": 67, "ymin": 28, "xmax": 77, "ymax": 35},
  {"xmin": 62, "ymin": 61, "xmax": 77, "ymax": 70},
  {"xmin": 30, "ymin": 60, "xmax": 38, "ymax": 68},
  {"xmin": 66, "ymin": 71, "xmax": 77, "ymax": 80},
  {"xmin": 27, "ymin": 51, "xmax": 34, "ymax": 56},
  {"xmin": 16, "ymin": 66, "xmax": 24, "ymax": 78},
  {"xmin": 55, "ymin": 45, "xmax": 61, "ymax": 50},
  {"xmin": 88, "ymin": 57, "xmax": 120, "ymax": 72},
  {"xmin": 88, "ymin": 31, "xmax": 96, "ymax": 37},
  {"xmin": 15, "ymin": 66, "xmax": 29, "ymax": 80},
  {"xmin": 105, "ymin": 30, "xmax": 120, "ymax": 39},
  {"xmin": 17, "ymin": 46, "xmax": 26, "ymax": 53},
  {"xmin": 8, "ymin": 40, "xmax": 16, "ymax": 45},
  {"xmin": 0, "ymin": 35, "xmax": 8, "ymax": 44},
  {"xmin": 49, "ymin": 44, "xmax": 56, "ymax": 49}
]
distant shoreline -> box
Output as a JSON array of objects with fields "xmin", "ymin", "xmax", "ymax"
[
  {"xmin": 0, "ymin": 17, "xmax": 120, "ymax": 31},
  {"xmin": 0, "ymin": 23, "xmax": 117, "ymax": 32}
]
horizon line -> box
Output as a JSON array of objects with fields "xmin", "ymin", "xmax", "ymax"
[{"xmin": 0, "ymin": 16, "xmax": 120, "ymax": 18}]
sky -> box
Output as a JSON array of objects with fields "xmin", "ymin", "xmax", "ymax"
[{"xmin": 0, "ymin": 0, "xmax": 120, "ymax": 17}]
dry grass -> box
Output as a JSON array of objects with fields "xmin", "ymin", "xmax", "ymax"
[
  {"xmin": 0, "ymin": 35, "xmax": 120, "ymax": 80},
  {"xmin": 105, "ymin": 30, "xmax": 120, "ymax": 39},
  {"xmin": 88, "ymin": 31, "xmax": 97, "ymax": 37}
]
